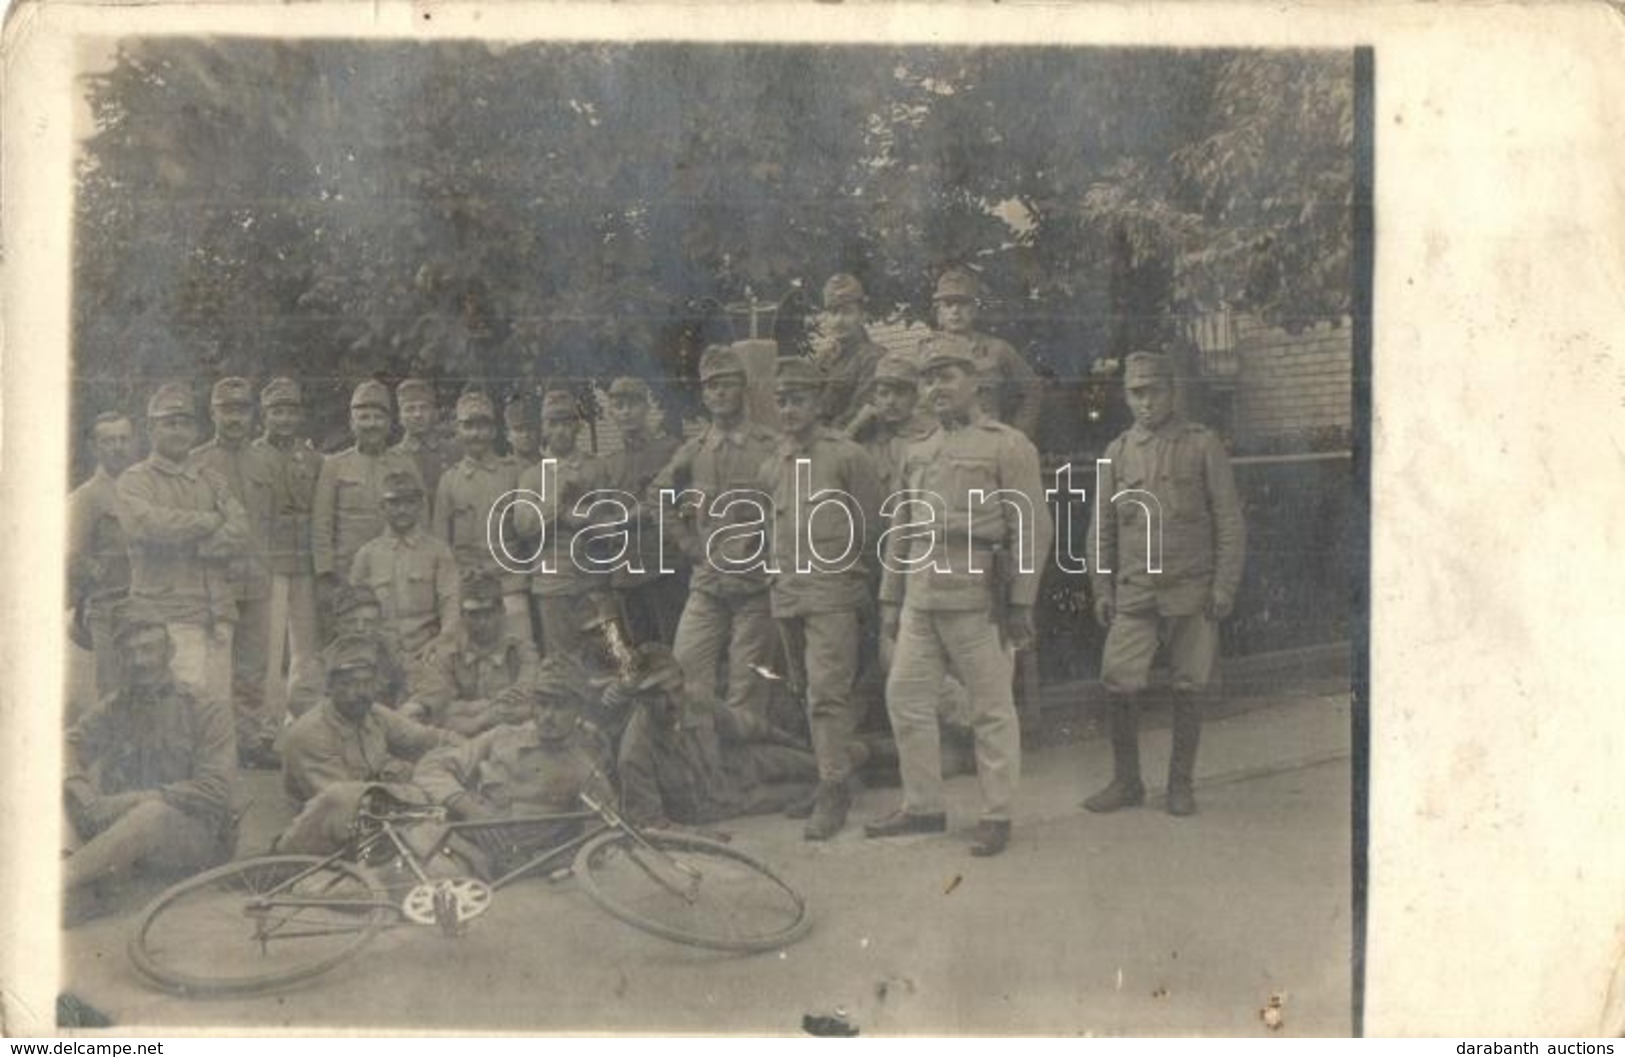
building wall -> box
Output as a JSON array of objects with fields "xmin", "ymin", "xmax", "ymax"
[{"xmin": 1230, "ymin": 315, "xmax": 1354, "ymax": 450}]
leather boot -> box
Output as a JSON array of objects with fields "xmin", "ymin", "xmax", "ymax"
[
  {"xmin": 804, "ymin": 781, "xmax": 851, "ymax": 841},
  {"xmin": 1166, "ymin": 694, "xmax": 1202, "ymax": 817},
  {"xmin": 1083, "ymin": 697, "xmax": 1146, "ymax": 813}
]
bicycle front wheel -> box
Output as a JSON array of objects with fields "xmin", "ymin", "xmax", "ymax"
[
  {"xmin": 575, "ymin": 830, "xmax": 811, "ymax": 953},
  {"xmin": 128, "ymin": 855, "xmax": 393, "ymax": 997}
]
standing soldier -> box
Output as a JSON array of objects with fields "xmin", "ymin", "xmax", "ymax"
[
  {"xmin": 117, "ymin": 383, "xmax": 249, "ymax": 715},
  {"xmin": 311, "ymin": 380, "xmax": 421, "ymax": 594},
  {"xmin": 653, "ymin": 346, "xmax": 780, "ymax": 733},
  {"xmin": 812, "ymin": 273, "xmax": 885, "ymax": 428},
  {"xmin": 865, "ymin": 335, "xmax": 1052, "ymax": 857},
  {"xmin": 1085, "ymin": 351, "xmax": 1245, "ymax": 818},
  {"xmin": 602, "ymin": 376, "xmax": 685, "ymax": 646},
  {"xmin": 255, "ymin": 378, "xmax": 325, "ymax": 718},
  {"xmin": 391, "ymin": 378, "xmax": 456, "ymax": 518},
  {"xmin": 190, "ymin": 377, "xmax": 281, "ymax": 767},
  {"xmin": 433, "ymin": 391, "xmax": 529, "ymax": 642},
  {"xmin": 67, "ymin": 412, "xmax": 135, "ymax": 703},
  {"xmin": 502, "ymin": 393, "xmax": 541, "ymax": 466},
  {"xmin": 931, "ymin": 267, "xmax": 1044, "ymax": 441},
  {"xmin": 847, "ymin": 352, "xmax": 930, "ymax": 491},
  {"xmin": 761, "ymin": 359, "xmax": 885, "ymax": 840},
  {"xmin": 349, "ymin": 470, "xmax": 462, "ymax": 657}
]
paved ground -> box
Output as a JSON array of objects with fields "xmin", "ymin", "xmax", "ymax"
[{"xmin": 60, "ymin": 678, "xmax": 1353, "ymax": 1036}]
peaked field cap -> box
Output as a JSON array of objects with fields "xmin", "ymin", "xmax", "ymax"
[
  {"xmin": 933, "ymin": 267, "xmax": 980, "ymax": 303},
  {"xmin": 331, "ymin": 583, "xmax": 380, "ymax": 617},
  {"xmin": 455, "ymin": 391, "xmax": 496, "ymax": 422},
  {"xmin": 698, "ymin": 345, "xmax": 746, "ymax": 381},
  {"xmin": 774, "ymin": 357, "xmax": 827, "ymax": 391},
  {"xmin": 822, "ymin": 273, "xmax": 865, "ymax": 310},
  {"xmin": 872, "ymin": 352, "xmax": 920, "ymax": 386},
  {"xmin": 539, "ymin": 389, "xmax": 580, "ymax": 420},
  {"xmin": 350, "ymin": 380, "xmax": 391, "ymax": 410},
  {"xmin": 261, "ymin": 377, "xmax": 303, "ymax": 407},
  {"xmin": 146, "ymin": 383, "xmax": 196, "ymax": 419},
  {"xmin": 210, "ymin": 377, "xmax": 254, "ymax": 407},
  {"xmin": 504, "ymin": 395, "xmax": 539, "ymax": 427},
  {"xmin": 1123, "ymin": 351, "xmax": 1174, "ymax": 388},
  {"xmin": 111, "ymin": 598, "xmax": 168, "ymax": 642},
  {"xmin": 460, "ymin": 570, "xmax": 504, "ymax": 611},
  {"xmin": 381, "ymin": 469, "xmax": 424, "ymax": 499},
  {"xmin": 324, "ymin": 633, "xmax": 381, "ymax": 674},
  {"xmin": 607, "ymin": 376, "xmax": 651, "ymax": 400},
  {"xmin": 529, "ymin": 658, "xmax": 588, "ymax": 703},
  {"xmin": 396, "ymin": 378, "xmax": 434, "ymax": 404},
  {"xmin": 919, "ymin": 333, "xmax": 979, "ymax": 374}
]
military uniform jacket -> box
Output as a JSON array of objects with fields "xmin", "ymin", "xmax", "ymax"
[
  {"xmin": 349, "ymin": 528, "xmax": 462, "ymax": 655},
  {"xmin": 254, "ymin": 436, "xmax": 322, "ymax": 578},
  {"xmin": 515, "ymin": 450, "xmax": 608, "ymax": 598},
  {"xmin": 414, "ymin": 722, "xmax": 616, "ymax": 817},
  {"xmin": 651, "ymin": 419, "xmax": 780, "ymax": 599},
  {"xmin": 312, "ymin": 446, "xmax": 423, "ymax": 578},
  {"xmin": 952, "ymin": 330, "xmax": 1043, "ymax": 440},
  {"xmin": 602, "ymin": 432, "xmax": 681, "ymax": 589},
  {"xmin": 281, "ymin": 698, "xmax": 452, "ymax": 805},
  {"xmin": 853, "ymin": 416, "xmax": 935, "ymax": 494},
  {"xmin": 414, "ymin": 628, "xmax": 539, "ymax": 724},
  {"xmin": 1087, "ymin": 417, "xmax": 1245, "ymax": 618},
  {"xmin": 65, "ymin": 678, "xmax": 235, "ymax": 829},
  {"xmin": 815, "ymin": 331, "xmax": 885, "ymax": 428},
  {"xmin": 67, "ymin": 468, "xmax": 131, "ymax": 605},
  {"xmin": 879, "ymin": 412, "xmax": 1053, "ymax": 613},
  {"xmin": 391, "ymin": 432, "xmax": 459, "ymax": 519},
  {"xmin": 118, "ymin": 454, "xmax": 251, "ymax": 627},
  {"xmin": 759, "ymin": 428, "xmax": 885, "ymax": 616},
  {"xmin": 433, "ymin": 453, "xmax": 524, "ymax": 592},
  {"xmin": 191, "ymin": 438, "xmax": 280, "ymax": 601}
]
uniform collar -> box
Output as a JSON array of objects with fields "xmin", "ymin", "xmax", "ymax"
[
  {"xmin": 936, "ymin": 407, "xmax": 986, "ymax": 434},
  {"xmin": 459, "ymin": 452, "xmax": 500, "ymax": 474},
  {"xmin": 148, "ymin": 453, "xmax": 196, "ymax": 477},
  {"xmin": 457, "ymin": 630, "xmax": 513, "ymax": 665},
  {"xmin": 1128, "ymin": 415, "xmax": 1184, "ymax": 444},
  {"xmin": 319, "ymin": 698, "xmax": 381, "ymax": 733},
  {"xmin": 702, "ymin": 419, "xmax": 760, "ymax": 449},
  {"xmin": 778, "ymin": 426, "xmax": 836, "ymax": 458},
  {"xmin": 383, "ymin": 527, "xmax": 426, "ymax": 548}
]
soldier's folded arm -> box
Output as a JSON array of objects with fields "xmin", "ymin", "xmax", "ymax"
[
  {"xmin": 116, "ymin": 473, "xmax": 222, "ymax": 544},
  {"xmin": 381, "ymin": 706, "xmax": 463, "ymax": 763}
]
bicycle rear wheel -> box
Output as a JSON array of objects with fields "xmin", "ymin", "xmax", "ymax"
[
  {"xmin": 575, "ymin": 830, "xmax": 811, "ymax": 953},
  {"xmin": 128, "ymin": 855, "xmax": 393, "ymax": 997}
]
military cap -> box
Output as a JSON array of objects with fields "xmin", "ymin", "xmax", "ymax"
[
  {"xmin": 210, "ymin": 377, "xmax": 255, "ymax": 408},
  {"xmin": 698, "ymin": 345, "xmax": 746, "ymax": 382},
  {"xmin": 455, "ymin": 391, "xmax": 496, "ymax": 423},
  {"xmin": 872, "ymin": 352, "xmax": 920, "ymax": 388},
  {"xmin": 539, "ymin": 389, "xmax": 580, "ymax": 422},
  {"xmin": 774, "ymin": 357, "xmax": 827, "ymax": 392},
  {"xmin": 1123, "ymin": 351, "xmax": 1174, "ymax": 389},
  {"xmin": 822, "ymin": 273, "xmax": 865, "ymax": 310},
  {"xmin": 528, "ymin": 658, "xmax": 589, "ymax": 704},
  {"xmin": 331, "ymin": 583, "xmax": 381, "ymax": 618},
  {"xmin": 919, "ymin": 333, "xmax": 980, "ymax": 375},
  {"xmin": 350, "ymin": 379, "xmax": 391, "ymax": 411},
  {"xmin": 396, "ymin": 379, "xmax": 434, "ymax": 406},
  {"xmin": 629, "ymin": 643, "xmax": 685, "ymax": 693},
  {"xmin": 381, "ymin": 469, "xmax": 424, "ymax": 500},
  {"xmin": 110, "ymin": 598, "xmax": 168, "ymax": 642},
  {"xmin": 146, "ymin": 383, "xmax": 196, "ymax": 420},
  {"xmin": 503, "ymin": 395, "xmax": 539, "ymax": 429},
  {"xmin": 460, "ymin": 570, "xmax": 504, "ymax": 612},
  {"xmin": 607, "ymin": 377, "xmax": 651, "ymax": 401},
  {"xmin": 932, "ymin": 267, "xmax": 980, "ymax": 303},
  {"xmin": 324, "ymin": 633, "xmax": 381, "ymax": 675},
  {"xmin": 261, "ymin": 377, "xmax": 303, "ymax": 408}
]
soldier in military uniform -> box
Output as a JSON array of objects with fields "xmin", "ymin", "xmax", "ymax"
[
  {"xmin": 1085, "ymin": 351, "xmax": 1245, "ymax": 817},
  {"xmin": 931, "ymin": 267, "xmax": 1044, "ymax": 441},
  {"xmin": 67, "ymin": 412, "xmax": 135, "ymax": 704},
  {"xmin": 812, "ymin": 273, "xmax": 885, "ymax": 428},
  {"xmin": 319, "ymin": 583, "xmax": 413, "ymax": 712},
  {"xmin": 653, "ymin": 346, "xmax": 780, "ymax": 732},
  {"xmin": 602, "ymin": 376, "xmax": 686, "ymax": 646},
  {"xmin": 349, "ymin": 470, "xmax": 462, "ymax": 657},
  {"xmin": 413, "ymin": 571, "xmax": 540, "ymax": 736},
  {"xmin": 847, "ymin": 352, "xmax": 931, "ymax": 491},
  {"xmin": 255, "ymin": 377, "xmax": 325, "ymax": 721},
  {"xmin": 63, "ymin": 600, "xmax": 237, "ymax": 913},
  {"xmin": 760, "ymin": 358, "xmax": 885, "ymax": 840},
  {"xmin": 118, "ymin": 383, "xmax": 250, "ymax": 715},
  {"xmin": 392, "ymin": 378, "xmax": 457, "ymax": 518},
  {"xmin": 190, "ymin": 377, "xmax": 282, "ymax": 766},
  {"xmin": 311, "ymin": 380, "xmax": 423, "ymax": 597},
  {"xmin": 433, "ymin": 391, "xmax": 530, "ymax": 643},
  {"xmin": 502, "ymin": 393, "xmax": 541, "ymax": 466},
  {"xmin": 515, "ymin": 389, "xmax": 613, "ymax": 659},
  {"xmin": 865, "ymin": 335, "xmax": 1052, "ymax": 857}
]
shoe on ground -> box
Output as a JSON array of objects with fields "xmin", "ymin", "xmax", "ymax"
[
  {"xmin": 969, "ymin": 819, "xmax": 1011, "ymax": 857},
  {"xmin": 804, "ymin": 782, "xmax": 851, "ymax": 842},
  {"xmin": 1165, "ymin": 784, "xmax": 1197, "ymax": 817},
  {"xmin": 862, "ymin": 809, "xmax": 948, "ymax": 839},
  {"xmin": 1082, "ymin": 779, "xmax": 1146, "ymax": 814}
]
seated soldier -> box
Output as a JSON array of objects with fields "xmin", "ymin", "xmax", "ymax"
[
  {"xmin": 63, "ymin": 601, "xmax": 236, "ymax": 917},
  {"xmin": 413, "ymin": 570, "xmax": 539, "ymax": 736},
  {"xmin": 414, "ymin": 659, "xmax": 618, "ymax": 875},
  {"xmin": 275, "ymin": 633, "xmax": 459, "ymax": 854},
  {"xmin": 609, "ymin": 643, "xmax": 824, "ymax": 831},
  {"xmin": 287, "ymin": 582, "xmax": 412, "ymax": 716}
]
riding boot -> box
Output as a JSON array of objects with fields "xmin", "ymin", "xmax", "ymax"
[
  {"xmin": 804, "ymin": 781, "xmax": 851, "ymax": 841},
  {"xmin": 1083, "ymin": 696, "xmax": 1145, "ymax": 812},
  {"xmin": 1166, "ymin": 694, "xmax": 1203, "ymax": 817}
]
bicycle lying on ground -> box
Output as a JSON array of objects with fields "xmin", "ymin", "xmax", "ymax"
[{"xmin": 127, "ymin": 788, "xmax": 812, "ymax": 997}]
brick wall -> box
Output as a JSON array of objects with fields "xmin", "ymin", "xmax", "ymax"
[{"xmin": 1230, "ymin": 314, "xmax": 1353, "ymax": 449}]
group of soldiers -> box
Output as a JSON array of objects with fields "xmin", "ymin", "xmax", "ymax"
[{"xmin": 63, "ymin": 265, "xmax": 1246, "ymax": 916}]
